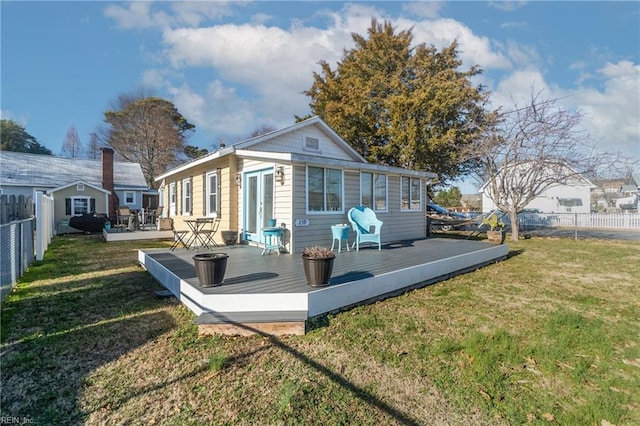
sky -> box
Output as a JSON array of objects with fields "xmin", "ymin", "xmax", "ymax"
[{"xmin": 2, "ymin": 1, "xmax": 639, "ymax": 190}]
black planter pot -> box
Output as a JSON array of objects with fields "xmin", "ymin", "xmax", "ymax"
[
  {"xmin": 221, "ymin": 230, "xmax": 238, "ymax": 246},
  {"xmin": 302, "ymin": 256, "xmax": 335, "ymax": 287},
  {"xmin": 193, "ymin": 253, "xmax": 229, "ymax": 287}
]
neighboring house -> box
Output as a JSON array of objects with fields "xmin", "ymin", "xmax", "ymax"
[
  {"xmin": 480, "ymin": 163, "xmax": 595, "ymax": 214},
  {"xmin": 0, "ymin": 149, "xmax": 149, "ymax": 230},
  {"xmin": 592, "ymin": 173, "xmax": 640, "ymax": 212},
  {"xmin": 156, "ymin": 116, "xmax": 437, "ymax": 253}
]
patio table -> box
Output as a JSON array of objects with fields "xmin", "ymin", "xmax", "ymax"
[{"xmin": 184, "ymin": 218, "xmax": 217, "ymax": 249}]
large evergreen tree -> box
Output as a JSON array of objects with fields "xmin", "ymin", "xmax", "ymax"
[
  {"xmin": 305, "ymin": 20, "xmax": 496, "ymax": 182},
  {"xmin": 0, "ymin": 119, "xmax": 52, "ymax": 155},
  {"xmin": 102, "ymin": 93, "xmax": 195, "ymax": 188}
]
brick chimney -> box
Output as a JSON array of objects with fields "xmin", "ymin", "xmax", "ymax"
[{"xmin": 101, "ymin": 148, "xmax": 117, "ymax": 220}]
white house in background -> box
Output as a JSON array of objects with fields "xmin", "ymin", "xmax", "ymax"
[
  {"xmin": 480, "ymin": 163, "xmax": 596, "ymax": 214},
  {"xmin": 0, "ymin": 150, "xmax": 150, "ymax": 229}
]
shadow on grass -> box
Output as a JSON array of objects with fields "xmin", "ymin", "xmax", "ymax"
[
  {"xmin": 221, "ymin": 318, "xmax": 423, "ymax": 425},
  {"xmin": 0, "ymin": 266, "xmax": 176, "ymax": 424}
]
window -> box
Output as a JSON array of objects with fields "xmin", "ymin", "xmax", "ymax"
[
  {"xmin": 304, "ymin": 136, "xmax": 320, "ymax": 151},
  {"xmin": 169, "ymin": 182, "xmax": 176, "ymax": 216},
  {"xmin": 66, "ymin": 196, "xmax": 95, "ymax": 215},
  {"xmin": 182, "ymin": 178, "xmax": 192, "ymax": 215},
  {"xmin": 401, "ymin": 176, "xmax": 422, "ymax": 211},
  {"xmin": 76, "ymin": 183, "xmax": 85, "ymax": 191},
  {"xmin": 361, "ymin": 172, "xmax": 387, "ymax": 211},
  {"xmin": 206, "ymin": 171, "xmax": 219, "ymax": 216},
  {"xmin": 307, "ymin": 166, "xmax": 343, "ymax": 213},
  {"xmin": 124, "ymin": 191, "xmax": 135, "ymax": 204}
]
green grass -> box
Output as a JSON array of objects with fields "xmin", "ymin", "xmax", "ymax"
[{"xmin": 1, "ymin": 234, "xmax": 639, "ymax": 425}]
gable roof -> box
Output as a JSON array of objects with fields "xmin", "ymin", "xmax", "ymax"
[
  {"xmin": 49, "ymin": 180, "xmax": 111, "ymax": 195},
  {"xmin": 233, "ymin": 116, "xmax": 366, "ymax": 162},
  {"xmin": 0, "ymin": 151, "xmax": 148, "ymax": 190}
]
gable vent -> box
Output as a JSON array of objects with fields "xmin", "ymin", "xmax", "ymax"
[{"xmin": 304, "ymin": 136, "xmax": 320, "ymax": 151}]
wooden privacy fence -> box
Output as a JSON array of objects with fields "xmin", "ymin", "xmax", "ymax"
[
  {"xmin": 0, "ymin": 192, "xmax": 54, "ymax": 302},
  {"xmin": 0, "ymin": 194, "xmax": 33, "ymax": 224}
]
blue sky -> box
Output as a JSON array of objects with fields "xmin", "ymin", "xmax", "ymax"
[{"xmin": 2, "ymin": 1, "xmax": 639, "ymax": 188}]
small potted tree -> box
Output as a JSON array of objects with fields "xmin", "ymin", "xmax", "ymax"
[
  {"xmin": 301, "ymin": 246, "xmax": 336, "ymax": 287},
  {"xmin": 482, "ymin": 214, "xmax": 506, "ymax": 244}
]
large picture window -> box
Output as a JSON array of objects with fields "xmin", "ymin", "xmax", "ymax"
[
  {"xmin": 307, "ymin": 166, "xmax": 343, "ymax": 213},
  {"xmin": 401, "ymin": 176, "xmax": 422, "ymax": 211},
  {"xmin": 206, "ymin": 171, "xmax": 219, "ymax": 216},
  {"xmin": 182, "ymin": 178, "xmax": 192, "ymax": 215},
  {"xmin": 361, "ymin": 172, "xmax": 387, "ymax": 211}
]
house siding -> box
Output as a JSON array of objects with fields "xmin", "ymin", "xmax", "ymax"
[
  {"xmin": 250, "ymin": 124, "xmax": 357, "ymax": 162},
  {"xmin": 161, "ymin": 156, "xmax": 237, "ymax": 245},
  {"xmin": 52, "ymin": 185, "xmax": 108, "ymax": 226},
  {"xmin": 291, "ymin": 166, "xmax": 427, "ymax": 253}
]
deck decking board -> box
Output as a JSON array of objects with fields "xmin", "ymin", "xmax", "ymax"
[{"xmin": 140, "ymin": 237, "xmax": 509, "ymax": 335}]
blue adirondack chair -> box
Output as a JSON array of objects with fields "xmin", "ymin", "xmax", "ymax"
[{"xmin": 348, "ymin": 206, "xmax": 383, "ymax": 251}]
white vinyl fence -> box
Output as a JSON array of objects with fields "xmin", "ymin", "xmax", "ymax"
[
  {"xmin": 1, "ymin": 192, "xmax": 54, "ymax": 302},
  {"xmin": 518, "ymin": 212, "xmax": 640, "ymax": 230}
]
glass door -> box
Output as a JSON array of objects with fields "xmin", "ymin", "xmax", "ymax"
[{"xmin": 244, "ymin": 169, "xmax": 274, "ymax": 244}]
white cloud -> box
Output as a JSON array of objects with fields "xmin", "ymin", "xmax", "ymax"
[
  {"xmin": 401, "ymin": 2, "xmax": 444, "ymax": 19},
  {"xmin": 573, "ymin": 61, "xmax": 640, "ymax": 158},
  {"xmin": 104, "ymin": 1, "xmax": 241, "ymax": 30},
  {"xmin": 114, "ymin": 2, "xmax": 637, "ymax": 161}
]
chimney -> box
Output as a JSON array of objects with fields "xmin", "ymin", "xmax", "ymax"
[{"xmin": 101, "ymin": 148, "xmax": 117, "ymax": 220}]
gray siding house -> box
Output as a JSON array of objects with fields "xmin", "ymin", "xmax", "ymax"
[{"xmin": 0, "ymin": 150, "xmax": 149, "ymax": 229}]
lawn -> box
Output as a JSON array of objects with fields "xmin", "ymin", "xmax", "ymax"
[{"xmin": 1, "ymin": 235, "xmax": 639, "ymax": 425}]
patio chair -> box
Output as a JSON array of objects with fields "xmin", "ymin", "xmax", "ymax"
[
  {"xmin": 348, "ymin": 206, "xmax": 383, "ymax": 251},
  {"xmin": 117, "ymin": 206, "xmax": 130, "ymax": 227},
  {"xmin": 169, "ymin": 218, "xmax": 190, "ymax": 251},
  {"xmin": 144, "ymin": 206, "xmax": 163, "ymax": 227},
  {"xmin": 197, "ymin": 217, "xmax": 221, "ymax": 249}
]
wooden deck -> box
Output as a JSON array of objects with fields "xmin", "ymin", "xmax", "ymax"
[{"xmin": 139, "ymin": 238, "xmax": 509, "ymax": 336}]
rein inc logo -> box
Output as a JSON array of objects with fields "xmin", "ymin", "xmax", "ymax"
[{"xmin": 0, "ymin": 417, "xmax": 33, "ymax": 424}]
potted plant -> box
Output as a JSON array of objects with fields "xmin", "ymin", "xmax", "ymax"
[
  {"xmin": 482, "ymin": 214, "xmax": 506, "ymax": 244},
  {"xmin": 301, "ymin": 246, "xmax": 336, "ymax": 287},
  {"xmin": 193, "ymin": 253, "xmax": 229, "ymax": 287}
]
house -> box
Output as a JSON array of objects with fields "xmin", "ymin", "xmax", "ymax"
[
  {"xmin": 0, "ymin": 149, "xmax": 149, "ymax": 231},
  {"xmin": 480, "ymin": 162, "xmax": 595, "ymax": 214},
  {"xmin": 155, "ymin": 116, "xmax": 437, "ymax": 253}
]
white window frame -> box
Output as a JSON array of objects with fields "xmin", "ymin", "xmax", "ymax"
[
  {"xmin": 76, "ymin": 183, "xmax": 85, "ymax": 191},
  {"xmin": 169, "ymin": 182, "xmax": 176, "ymax": 216},
  {"xmin": 306, "ymin": 166, "xmax": 344, "ymax": 214},
  {"xmin": 401, "ymin": 176, "xmax": 422, "ymax": 211},
  {"xmin": 124, "ymin": 191, "xmax": 135, "ymax": 205},
  {"xmin": 71, "ymin": 196, "xmax": 91, "ymax": 215},
  {"xmin": 182, "ymin": 178, "xmax": 192, "ymax": 216},
  {"xmin": 360, "ymin": 172, "xmax": 388, "ymax": 212},
  {"xmin": 205, "ymin": 171, "xmax": 219, "ymax": 217}
]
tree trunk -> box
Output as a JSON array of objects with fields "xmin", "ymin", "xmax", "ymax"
[{"xmin": 509, "ymin": 211, "xmax": 519, "ymax": 241}]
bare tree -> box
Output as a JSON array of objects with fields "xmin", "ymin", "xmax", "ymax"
[
  {"xmin": 101, "ymin": 90, "xmax": 195, "ymax": 188},
  {"xmin": 250, "ymin": 125, "xmax": 277, "ymax": 138},
  {"xmin": 61, "ymin": 124, "xmax": 83, "ymax": 157},
  {"xmin": 86, "ymin": 131, "xmax": 103, "ymax": 160},
  {"xmin": 464, "ymin": 89, "xmax": 626, "ymax": 241}
]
